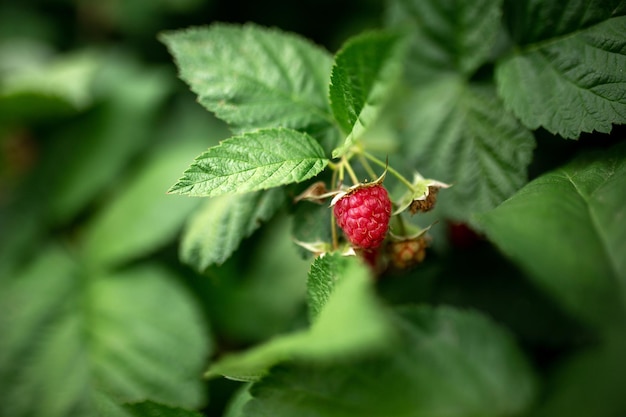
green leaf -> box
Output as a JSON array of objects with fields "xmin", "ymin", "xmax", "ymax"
[
  {"xmin": 198, "ymin": 217, "xmax": 310, "ymax": 344},
  {"xmin": 180, "ymin": 188, "xmax": 285, "ymax": 271},
  {"xmin": 168, "ymin": 128, "xmax": 328, "ymax": 197},
  {"xmin": 532, "ymin": 337, "xmax": 626, "ymax": 417},
  {"xmin": 377, "ymin": 242, "xmax": 591, "ymax": 347},
  {"xmin": 223, "ymin": 384, "xmax": 254, "ymax": 417},
  {"xmin": 306, "ymin": 253, "xmax": 352, "ymax": 321},
  {"xmin": 0, "ymin": 246, "xmax": 210, "ymax": 417},
  {"xmin": 476, "ymin": 144, "xmax": 626, "ymax": 327},
  {"xmin": 382, "ymin": 0, "xmax": 533, "ymax": 221},
  {"xmin": 48, "ymin": 56, "xmax": 172, "ymax": 224},
  {"xmin": 0, "ymin": 45, "xmax": 99, "ymax": 120},
  {"xmin": 496, "ymin": 16, "xmax": 626, "ymax": 138},
  {"xmin": 399, "ymin": 77, "xmax": 535, "ymax": 221},
  {"xmin": 205, "ymin": 254, "xmax": 392, "ymax": 381},
  {"xmin": 92, "ymin": 392, "xmax": 135, "ymax": 417},
  {"xmin": 244, "ymin": 306, "xmax": 536, "ymax": 417},
  {"xmin": 160, "ymin": 23, "xmax": 334, "ymax": 133},
  {"xmin": 124, "ymin": 401, "xmax": 205, "ymax": 417},
  {"xmin": 503, "ymin": 0, "xmax": 624, "ymax": 44},
  {"xmin": 82, "ymin": 122, "xmax": 214, "ymax": 268},
  {"xmin": 387, "ymin": 0, "xmax": 503, "ymax": 79},
  {"xmin": 291, "ymin": 199, "xmax": 333, "ymax": 259},
  {"xmin": 330, "ymin": 31, "xmax": 406, "ymax": 158},
  {"xmin": 0, "ymin": 55, "xmax": 172, "ymax": 240}
]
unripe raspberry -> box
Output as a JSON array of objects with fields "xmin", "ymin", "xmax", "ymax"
[
  {"xmin": 332, "ymin": 184, "xmax": 392, "ymax": 249},
  {"xmin": 387, "ymin": 236, "xmax": 428, "ymax": 270}
]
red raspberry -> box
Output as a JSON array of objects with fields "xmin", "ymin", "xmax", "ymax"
[{"xmin": 332, "ymin": 184, "xmax": 392, "ymax": 249}]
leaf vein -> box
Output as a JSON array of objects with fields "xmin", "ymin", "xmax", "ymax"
[{"xmin": 562, "ymin": 171, "xmax": 620, "ymax": 280}]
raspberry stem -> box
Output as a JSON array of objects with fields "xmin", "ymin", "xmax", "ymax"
[
  {"xmin": 393, "ymin": 212, "xmax": 408, "ymax": 235},
  {"xmin": 358, "ymin": 154, "xmax": 378, "ymax": 180},
  {"xmin": 362, "ymin": 151, "xmax": 415, "ymax": 192},
  {"xmin": 343, "ymin": 159, "xmax": 359, "ymax": 185},
  {"xmin": 330, "ymin": 164, "xmax": 338, "ymax": 189}
]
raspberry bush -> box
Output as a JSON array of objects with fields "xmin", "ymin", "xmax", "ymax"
[{"xmin": 1, "ymin": 1, "xmax": 625, "ymax": 417}]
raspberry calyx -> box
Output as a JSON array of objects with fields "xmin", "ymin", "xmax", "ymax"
[{"xmin": 332, "ymin": 183, "xmax": 392, "ymax": 249}]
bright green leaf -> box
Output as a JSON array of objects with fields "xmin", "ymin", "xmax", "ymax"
[
  {"xmin": 180, "ymin": 188, "xmax": 285, "ymax": 271},
  {"xmin": 205, "ymin": 254, "xmax": 392, "ymax": 381},
  {"xmin": 0, "ymin": 45, "xmax": 99, "ymax": 120},
  {"xmin": 496, "ymin": 16, "xmax": 626, "ymax": 139},
  {"xmin": 330, "ymin": 31, "xmax": 406, "ymax": 158},
  {"xmin": 0, "ymin": 246, "xmax": 210, "ymax": 417},
  {"xmin": 476, "ymin": 144, "xmax": 626, "ymax": 327},
  {"xmin": 160, "ymin": 23, "xmax": 334, "ymax": 133},
  {"xmin": 306, "ymin": 253, "xmax": 352, "ymax": 321},
  {"xmin": 399, "ymin": 77, "xmax": 535, "ymax": 221},
  {"xmin": 244, "ymin": 306, "xmax": 536, "ymax": 417},
  {"xmin": 168, "ymin": 128, "xmax": 328, "ymax": 197},
  {"xmin": 387, "ymin": 0, "xmax": 503, "ymax": 79}
]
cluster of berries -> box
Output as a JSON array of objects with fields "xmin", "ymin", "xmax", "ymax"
[
  {"xmin": 331, "ymin": 181, "xmax": 433, "ymax": 273},
  {"xmin": 295, "ymin": 156, "xmax": 448, "ymax": 274}
]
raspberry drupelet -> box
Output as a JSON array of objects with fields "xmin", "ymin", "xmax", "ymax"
[{"xmin": 332, "ymin": 184, "xmax": 392, "ymax": 249}]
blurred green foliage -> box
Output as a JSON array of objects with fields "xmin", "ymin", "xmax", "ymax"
[{"xmin": 0, "ymin": 2, "xmax": 381, "ymax": 416}]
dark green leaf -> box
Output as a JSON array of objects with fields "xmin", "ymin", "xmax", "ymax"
[
  {"xmin": 180, "ymin": 188, "xmax": 285, "ymax": 271},
  {"xmin": 387, "ymin": 0, "xmax": 503, "ymax": 79},
  {"xmin": 399, "ymin": 77, "xmax": 535, "ymax": 221},
  {"xmin": 124, "ymin": 401, "xmax": 204, "ymax": 417},
  {"xmin": 291, "ymin": 199, "xmax": 333, "ymax": 259},
  {"xmin": 496, "ymin": 16, "xmax": 626, "ymax": 138},
  {"xmin": 503, "ymin": 0, "xmax": 624, "ymax": 44},
  {"xmin": 160, "ymin": 23, "xmax": 334, "ymax": 133},
  {"xmin": 244, "ymin": 306, "xmax": 536, "ymax": 417},
  {"xmin": 330, "ymin": 31, "xmax": 406, "ymax": 157},
  {"xmin": 532, "ymin": 337, "xmax": 626, "ymax": 417},
  {"xmin": 378, "ymin": 242, "xmax": 591, "ymax": 347},
  {"xmin": 169, "ymin": 128, "xmax": 328, "ymax": 197},
  {"xmin": 477, "ymin": 144, "xmax": 626, "ymax": 327},
  {"xmin": 198, "ymin": 217, "xmax": 311, "ymax": 345},
  {"xmin": 205, "ymin": 254, "xmax": 392, "ymax": 381},
  {"xmin": 48, "ymin": 57, "xmax": 172, "ymax": 223},
  {"xmin": 0, "ymin": 246, "xmax": 210, "ymax": 417}
]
